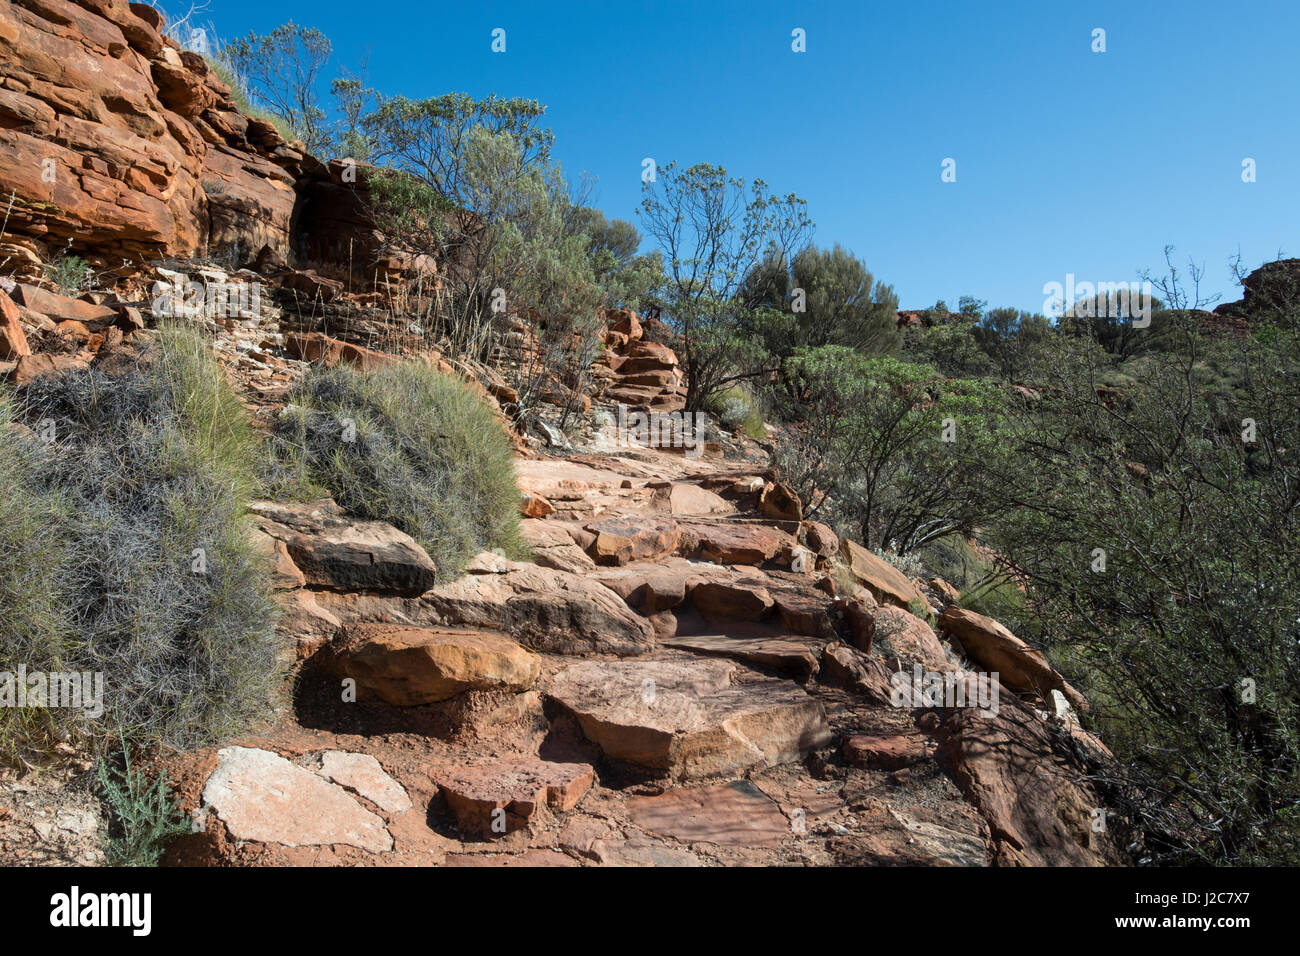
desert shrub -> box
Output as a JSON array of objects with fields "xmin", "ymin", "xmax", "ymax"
[
  {"xmin": 0, "ymin": 394, "xmax": 74, "ymax": 755},
  {"xmin": 262, "ymin": 361, "xmax": 523, "ymax": 578},
  {"xmin": 772, "ymin": 347, "xmax": 1009, "ymax": 553},
  {"xmin": 984, "ymin": 323, "xmax": 1300, "ymax": 864},
  {"xmin": 96, "ymin": 742, "xmax": 190, "ymax": 867},
  {"xmin": 2, "ymin": 326, "xmax": 279, "ymax": 756},
  {"xmin": 706, "ymin": 384, "xmax": 765, "ymax": 439}
]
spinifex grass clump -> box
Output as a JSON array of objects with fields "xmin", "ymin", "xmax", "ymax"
[
  {"xmin": 0, "ymin": 327, "xmax": 279, "ymax": 759},
  {"xmin": 262, "ymin": 360, "xmax": 524, "ymax": 580}
]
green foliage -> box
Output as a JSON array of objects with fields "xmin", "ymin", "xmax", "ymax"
[
  {"xmin": 746, "ymin": 243, "xmax": 901, "ymax": 359},
  {"xmin": 218, "ymin": 22, "xmax": 332, "ymax": 154},
  {"xmin": 706, "ymin": 384, "xmax": 766, "ymax": 439},
  {"xmin": 1, "ymin": 326, "xmax": 279, "ymax": 758},
  {"xmin": 43, "ymin": 252, "xmax": 95, "ymax": 295},
  {"xmin": 263, "ymin": 361, "xmax": 524, "ymax": 579},
  {"xmin": 773, "ymin": 347, "xmax": 1008, "ymax": 553},
  {"xmin": 97, "ymin": 742, "xmax": 190, "ymax": 867},
  {"xmin": 639, "ymin": 161, "xmax": 813, "ymax": 411},
  {"xmin": 982, "ymin": 324, "xmax": 1300, "ymax": 864},
  {"xmin": 566, "ymin": 206, "xmax": 664, "ymax": 311}
]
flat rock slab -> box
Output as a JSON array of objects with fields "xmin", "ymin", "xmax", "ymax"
[
  {"xmin": 839, "ymin": 538, "xmax": 924, "ymax": 608},
  {"xmin": 436, "ymin": 759, "xmax": 595, "ymax": 837},
  {"xmin": 690, "ymin": 522, "xmax": 795, "ymax": 565},
  {"xmin": 663, "ymin": 635, "xmax": 822, "ymax": 681},
  {"xmin": 547, "ymin": 659, "xmax": 832, "ymax": 781},
  {"xmin": 315, "ymin": 751, "xmax": 412, "ymax": 813},
  {"xmin": 650, "ymin": 483, "xmax": 734, "ymax": 516},
  {"xmin": 423, "ymin": 564, "xmax": 654, "ymax": 656},
  {"xmin": 251, "ymin": 499, "xmax": 435, "ymax": 595},
  {"xmin": 442, "ymin": 849, "xmax": 578, "ymax": 867},
  {"xmin": 843, "ymin": 734, "xmax": 927, "ymax": 770},
  {"xmin": 585, "ymin": 517, "xmax": 681, "ymax": 566},
  {"xmin": 327, "ymin": 623, "xmax": 540, "ymax": 706},
  {"xmin": 202, "ymin": 747, "xmax": 392, "ymax": 853},
  {"xmin": 627, "ymin": 780, "xmax": 792, "ymax": 847}
]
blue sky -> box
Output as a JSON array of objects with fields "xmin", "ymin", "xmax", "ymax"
[{"xmin": 200, "ymin": 0, "xmax": 1299, "ymax": 312}]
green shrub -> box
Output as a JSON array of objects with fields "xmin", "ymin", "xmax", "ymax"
[
  {"xmin": 2, "ymin": 326, "xmax": 279, "ymax": 757},
  {"xmin": 0, "ymin": 395, "xmax": 73, "ymax": 756},
  {"xmin": 97, "ymin": 742, "xmax": 191, "ymax": 866},
  {"xmin": 707, "ymin": 384, "xmax": 765, "ymax": 440},
  {"xmin": 262, "ymin": 360, "xmax": 524, "ymax": 579},
  {"xmin": 918, "ymin": 533, "xmax": 1028, "ymax": 625},
  {"xmin": 203, "ymin": 54, "xmax": 299, "ymax": 143}
]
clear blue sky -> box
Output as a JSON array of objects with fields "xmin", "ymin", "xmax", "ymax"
[{"xmin": 200, "ymin": 0, "xmax": 1298, "ymax": 312}]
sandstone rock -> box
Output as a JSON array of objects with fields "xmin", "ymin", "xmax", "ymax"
[
  {"xmin": 327, "ymin": 623, "xmax": 540, "ymax": 706},
  {"xmin": 693, "ymin": 523, "xmax": 794, "ymax": 565},
  {"xmin": 315, "ymin": 752, "xmax": 412, "ymax": 814},
  {"xmin": 663, "ymin": 635, "xmax": 821, "ymax": 681},
  {"xmin": 844, "ymin": 597, "xmax": 876, "ymax": 652},
  {"xmin": 770, "ymin": 586, "xmax": 837, "ymax": 638},
  {"xmin": 650, "ymin": 482, "xmax": 734, "ymax": 517},
  {"xmin": 519, "ymin": 493, "xmax": 555, "ymax": 518},
  {"xmin": 11, "ymin": 285, "xmax": 116, "ymax": 327},
  {"xmin": 422, "ymin": 564, "xmax": 655, "ymax": 656},
  {"xmin": 276, "ymin": 590, "xmax": 343, "ymax": 659},
  {"xmin": 839, "ymin": 539, "xmax": 925, "ymax": 608},
  {"xmin": 547, "ymin": 659, "xmax": 832, "ymax": 781},
  {"xmin": 590, "ymin": 557, "xmax": 733, "ymax": 613},
  {"xmin": 251, "ymin": 500, "xmax": 436, "ymax": 595},
  {"xmin": 9, "ymin": 352, "xmax": 88, "ymax": 384},
  {"xmin": 872, "ymin": 606, "xmax": 951, "ymax": 671},
  {"xmin": 819, "ymin": 643, "xmax": 896, "ymax": 706},
  {"xmin": 0, "ymin": 290, "xmax": 30, "ymax": 359},
  {"xmin": 844, "ymin": 734, "xmax": 927, "ymax": 770},
  {"xmin": 248, "ymin": 526, "xmax": 306, "ymax": 590},
  {"xmin": 436, "ymin": 759, "xmax": 594, "ymax": 837},
  {"xmin": 931, "ymin": 699, "xmax": 1128, "ymax": 866},
  {"xmin": 759, "ymin": 482, "xmax": 803, "ymax": 521},
  {"xmin": 585, "ymin": 516, "xmax": 680, "ymax": 566},
  {"xmin": 690, "ymin": 580, "xmax": 774, "ymax": 621},
  {"xmin": 801, "ymin": 521, "xmax": 839, "ymax": 558},
  {"xmin": 283, "ymin": 332, "xmax": 396, "ymax": 371},
  {"xmin": 930, "ymin": 576, "xmax": 962, "ymax": 605},
  {"xmin": 627, "ymin": 780, "xmax": 791, "ymax": 847},
  {"xmin": 609, "ymin": 309, "xmax": 642, "ymax": 341},
  {"xmin": 939, "ymin": 606, "xmax": 1088, "ymax": 713},
  {"xmin": 201, "ymin": 747, "xmax": 392, "ymax": 853}
]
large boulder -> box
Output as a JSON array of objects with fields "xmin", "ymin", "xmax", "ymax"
[
  {"xmin": 250, "ymin": 500, "xmax": 436, "ymax": 596},
  {"xmin": 585, "ymin": 516, "xmax": 680, "ymax": 566},
  {"xmin": 931, "ymin": 700, "xmax": 1128, "ymax": 866},
  {"xmin": 547, "ymin": 659, "xmax": 831, "ymax": 781},
  {"xmin": 325, "ymin": 623, "xmax": 540, "ymax": 706},
  {"xmin": 422, "ymin": 564, "xmax": 655, "ymax": 656},
  {"xmin": 939, "ymin": 606, "xmax": 1089, "ymax": 713},
  {"xmin": 839, "ymin": 539, "xmax": 926, "ymax": 608}
]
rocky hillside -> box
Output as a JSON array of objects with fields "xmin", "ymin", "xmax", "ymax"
[{"xmin": 0, "ymin": 1, "xmax": 1130, "ymax": 868}]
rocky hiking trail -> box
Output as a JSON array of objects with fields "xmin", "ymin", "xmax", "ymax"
[
  {"xmin": 0, "ymin": 0, "xmax": 1127, "ymax": 866},
  {"xmin": 159, "ymin": 405, "xmax": 1126, "ymax": 867}
]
